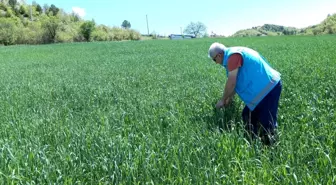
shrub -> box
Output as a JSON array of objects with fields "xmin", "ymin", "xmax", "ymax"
[
  {"xmin": 90, "ymin": 25, "xmax": 110, "ymax": 41},
  {"xmin": 0, "ymin": 17, "xmax": 18, "ymax": 45},
  {"xmin": 11, "ymin": 21, "xmax": 42, "ymax": 45},
  {"xmin": 110, "ymin": 27, "xmax": 124, "ymax": 41},
  {"xmin": 56, "ymin": 23, "xmax": 81, "ymax": 43},
  {"xmin": 127, "ymin": 29, "xmax": 141, "ymax": 40},
  {"xmin": 80, "ymin": 20, "xmax": 95, "ymax": 41}
]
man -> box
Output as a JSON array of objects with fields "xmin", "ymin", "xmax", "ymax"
[{"xmin": 208, "ymin": 42, "xmax": 282, "ymax": 145}]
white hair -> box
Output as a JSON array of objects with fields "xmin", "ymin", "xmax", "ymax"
[{"xmin": 208, "ymin": 42, "xmax": 226, "ymax": 59}]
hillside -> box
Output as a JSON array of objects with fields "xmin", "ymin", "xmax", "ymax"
[
  {"xmin": 302, "ymin": 13, "xmax": 336, "ymax": 35},
  {"xmin": 232, "ymin": 13, "xmax": 336, "ymax": 37},
  {"xmin": 0, "ymin": 0, "xmax": 141, "ymax": 46}
]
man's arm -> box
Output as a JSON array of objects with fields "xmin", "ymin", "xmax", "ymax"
[
  {"xmin": 216, "ymin": 53, "xmax": 242, "ymax": 109},
  {"xmin": 221, "ymin": 68, "xmax": 238, "ymax": 103}
]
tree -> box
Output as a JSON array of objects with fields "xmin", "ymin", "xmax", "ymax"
[
  {"xmin": 0, "ymin": 18, "xmax": 18, "ymax": 45},
  {"xmin": 19, "ymin": 4, "xmax": 27, "ymax": 17},
  {"xmin": 70, "ymin": 12, "xmax": 80, "ymax": 22},
  {"xmin": 184, "ymin": 21, "xmax": 207, "ymax": 37},
  {"xmin": 8, "ymin": 0, "xmax": 16, "ymax": 8},
  {"xmin": 80, "ymin": 20, "xmax": 95, "ymax": 41},
  {"xmin": 121, "ymin": 20, "xmax": 131, "ymax": 29},
  {"xmin": 42, "ymin": 16, "xmax": 60, "ymax": 43},
  {"xmin": 49, "ymin": 4, "xmax": 59, "ymax": 16},
  {"xmin": 36, "ymin": 4, "xmax": 42, "ymax": 14}
]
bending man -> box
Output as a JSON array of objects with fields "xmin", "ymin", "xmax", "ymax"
[{"xmin": 208, "ymin": 42, "xmax": 282, "ymax": 145}]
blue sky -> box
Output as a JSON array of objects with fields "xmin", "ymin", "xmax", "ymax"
[{"xmin": 26, "ymin": 0, "xmax": 336, "ymax": 36}]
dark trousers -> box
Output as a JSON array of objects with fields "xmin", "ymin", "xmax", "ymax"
[{"xmin": 242, "ymin": 80, "xmax": 282, "ymax": 143}]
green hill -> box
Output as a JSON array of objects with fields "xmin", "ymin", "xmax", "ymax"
[
  {"xmin": 232, "ymin": 13, "xmax": 336, "ymax": 37},
  {"xmin": 301, "ymin": 13, "xmax": 336, "ymax": 35}
]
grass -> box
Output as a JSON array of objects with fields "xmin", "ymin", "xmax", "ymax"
[{"xmin": 0, "ymin": 35, "xmax": 335, "ymax": 184}]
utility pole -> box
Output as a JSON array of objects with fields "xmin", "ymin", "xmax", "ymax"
[{"xmin": 146, "ymin": 14, "xmax": 149, "ymax": 35}]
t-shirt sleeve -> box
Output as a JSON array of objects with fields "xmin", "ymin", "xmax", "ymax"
[{"xmin": 227, "ymin": 53, "xmax": 243, "ymax": 72}]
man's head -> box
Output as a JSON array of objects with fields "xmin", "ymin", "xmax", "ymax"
[{"xmin": 208, "ymin": 42, "xmax": 226, "ymax": 65}]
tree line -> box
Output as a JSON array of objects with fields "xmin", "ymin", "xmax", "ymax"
[{"xmin": 0, "ymin": 0, "xmax": 141, "ymax": 46}]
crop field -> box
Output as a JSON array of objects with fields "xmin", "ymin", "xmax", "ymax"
[{"xmin": 0, "ymin": 35, "xmax": 335, "ymax": 184}]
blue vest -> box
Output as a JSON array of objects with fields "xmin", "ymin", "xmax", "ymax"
[{"xmin": 222, "ymin": 47, "xmax": 281, "ymax": 111}]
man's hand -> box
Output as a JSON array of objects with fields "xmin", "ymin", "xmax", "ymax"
[
  {"xmin": 224, "ymin": 97, "xmax": 232, "ymax": 106},
  {"xmin": 216, "ymin": 99, "xmax": 225, "ymax": 109},
  {"xmin": 216, "ymin": 98, "xmax": 231, "ymax": 109}
]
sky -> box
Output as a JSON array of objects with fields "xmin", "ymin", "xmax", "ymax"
[{"xmin": 26, "ymin": 0, "xmax": 336, "ymax": 36}]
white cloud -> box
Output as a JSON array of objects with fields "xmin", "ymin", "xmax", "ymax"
[{"xmin": 72, "ymin": 7, "xmax": 86, "ymax": 18}]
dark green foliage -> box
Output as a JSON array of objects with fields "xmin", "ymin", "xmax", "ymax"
[
  {"xmin": 8, "ymin": 0, "xmax": 16, "ymax": 8},
  {"xmin": 80, "ymin": 20, "xmax": 95, "ymax": 41},
  {"xmin": 36, "ymin": 4, "xmax": 42, "ymax": 14},
  {"xmin": 121, "ymin": 20, "xmax": 131, "ymax": 29},
  {"xmin": 261, "ymin": 24, "xmax": 286, "ymax": 32},
  {"xmin": 49, "ymin": 4, "xmax": 59, "ymax": 16}
]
